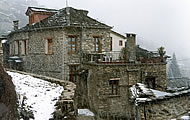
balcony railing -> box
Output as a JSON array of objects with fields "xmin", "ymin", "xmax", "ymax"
[
  {"xmin": 81, "ymin": 51, "xmax": 164, "ymax": 64},
  {"xmin": 82, "ymin": 51, "xmax": 124, "ymax": 63}
]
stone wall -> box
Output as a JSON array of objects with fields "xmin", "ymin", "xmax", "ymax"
[
  {"xmin": 138, "ymin": 93, "xmax": 190, "ymax": 120},
  {"xmin": 75, "ymin": 63, "xmax": 167, "ymax": 119}
]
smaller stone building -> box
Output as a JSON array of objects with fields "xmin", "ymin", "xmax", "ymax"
[{"xmin": 75, "ymin": 34, "xmax": 167, "ymax": 119}]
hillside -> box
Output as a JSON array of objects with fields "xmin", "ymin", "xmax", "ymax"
[{"xmin": 0, "ymin": 0, "xmax": 38, "ymax": 35}]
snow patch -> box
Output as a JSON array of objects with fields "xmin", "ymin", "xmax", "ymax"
[
  {"xmin": 7, "ymin": 71, "xmax": 64, "ymax": 120},
  {"xmin": 151, "ymin": 89, "xmax": 172, "ymax": 98},
  {"xmin": 181, "ymin": 115, "xmax": 190, "ymax": 120},
  {"xmin": 78, "ymin": 109, "xmax": 94, "ymax": 116}
]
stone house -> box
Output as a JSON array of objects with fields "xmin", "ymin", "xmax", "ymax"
[
  {"xmin": 7, "ymin": 6, "xmax": 112, "ymax": 80},
  {"xmin": 6, "ymin": 6, "xmax": 169, "ymax": 119}
]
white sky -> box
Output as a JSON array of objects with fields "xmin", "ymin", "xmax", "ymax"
[{"xmin": 37, "ymin": 0, "xmax": 190, "ymax": 60}]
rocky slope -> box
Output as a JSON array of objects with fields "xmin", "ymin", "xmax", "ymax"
[
  {"xmin": 0, "ymin": 62, "xmax": 17, "ymax": 120},
  {"xmin": 0, "ymin": 0, "xmax": 38, "ymax": 35}
]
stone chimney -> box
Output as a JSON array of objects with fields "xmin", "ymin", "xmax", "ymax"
[
  {"xmin": 126, "ymin": 33, "xmax": 136, "ymax": 62},
  {"xmin": 66, "ymin": 7, "xmax": 71, "ymax": 25},
  {"xmin": 13, "ymin": 20, "xmax": 19, "ymax": 31}
]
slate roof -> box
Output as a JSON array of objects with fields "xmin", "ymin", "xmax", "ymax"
[
  {"xmin": 15, "ymin": 7, "xmax": 112, "ymax": 33},
  {"xmin": 136, "ymin": 45, "xmax": 159, "ymax": 58},
  {"xmin": 111, "ymin": 30, "xmax": 126, "ymax": 39}
]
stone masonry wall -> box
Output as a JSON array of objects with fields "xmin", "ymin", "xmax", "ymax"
[
  {"xmin": 138, "ymin": 94, "xmax": 190, "ymax": 120},
  {"xmin": 8, "ymin": 29, "xmax": 64, "ymax": 79},
  {"xmin": 76, "ymin": 63, "xmax": 166, "ymax": 119},
  {"xmin": 80, "ymin": 28, "xmax": 111, "ymax": 52},
  {"xmin": 8, "ymin": 27, "xmax": 111, "ymax": 81}
]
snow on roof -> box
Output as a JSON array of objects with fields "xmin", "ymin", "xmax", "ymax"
[
  {"xmin": 1, "ymin": 40, "xmax": 7, "ymax": 43},
  {"xmin": 130, "ymin": 83, "xmax": 153, "ymax": 99},
  {"xmin": 30, "ymin": 7, "xmax": 58, "ymax": 13},
  {"xmin": 26, "ymin": 7, "xmax": 58, "ymax": 14},
  {"xmin": 130, "ymin": 83, "xmax": 190, "ymax": 103},
  {"xmin": 78, "ymin": 109, "xmax": 94, "ymax": 116},
  {"xmin": 136, "ymin": 98, "xmax": 151, "ymax": 102}
]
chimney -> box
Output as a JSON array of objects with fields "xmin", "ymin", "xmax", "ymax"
[
  {"xmin": 66, "ymin": 7, "xmax": 71, "ymax": 25},
  {"xmin": 126, "ymin": 33, "xmax": 136, "ymax": 62},
  {"xmin": 13, "ymin": 20, "xmax": 19, "ymax": 31}
]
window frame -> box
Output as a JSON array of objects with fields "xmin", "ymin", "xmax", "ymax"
[
  {"xmin": 110, "ymin": 37, "xmax": 112, "ymax": 51},
  {"xmin": 14, "ymin": 40, "xmax": 19, "ymax": 55},
  {"xmin": 109, "ymin": 80, "xmax": 119, "ymax": 95},
  {"xmin": 0, "ymin": 40, "xmax": 2, "ymax": 48},
  {"xmin": 68, "ymin": 35, "xmax": 77, "ymax": 54},
  {"xmin": 20, "ymin": 40, "xmax": 27, "ymax": 55},
  {"xmin": 145, "ymin": 77, "xmax": 156, "ymax": 89},
  {"xmin": 69, "ymin": 65, "xmax": 78, "ymax": 82},
  {"xmin": 92, "ymin": 36, "xmax": 102, "ymax": 53},
  {"xmin": 119, "ymin": 40, "xmax": 123, "ymax": 46},
  {"xmin": 45, "ymin": 38, "xmax": 53, "ymax": 55}
]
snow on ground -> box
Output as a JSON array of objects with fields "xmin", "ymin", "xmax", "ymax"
[
  {"xmin": 7, "ymin": 71, "xmax": 64, "ymax": 120},
  {"xmin": 181, "ymin": 115, "xmax": 190, "ymax": 120},
  {"xmin": 78, "ymin": 109, "xmax": 95, "ymax": 116}
]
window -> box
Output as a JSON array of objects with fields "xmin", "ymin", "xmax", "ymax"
[
  {"xmin": 29, "ymin": 15, "xmax": 34, "ymax": 25},
  {"xmin": 109, "ymin": 80, "xmax": 119, "ymax": 95},
  {"xmin": 20, "ymin": 40, "xmax": 27, "ymax": 55},
  {"xmin": 110, "ymin": 37, "xmax": 112, "ymax": 51},
  {"xmin": 92, "ymin": 36, "xmax": 101, "ymax": 52},
  {"xmin": 68, "ymin": 36, "xmax": 77, "ymax": 53},
  {"xmin": 119, "ymin": 40, "xmax": 123, "ymax": 46},
  {"xmin": 10, "ymin": 43, "xmax": 13, "ymax": 55},
  {"xmin": 45, "ymin": 38, "xmax": 53, "ymax": 54},
  {"xmin": 14, "ymin": 41, "xmax": 19, "ymax": 55},
  {"xmin": 69, "ymin": 66, "xmax": 78, "ymax": 82},
  {"xmin": 145, "ymin": 77, "xmax": 155, "ymax": 89}
]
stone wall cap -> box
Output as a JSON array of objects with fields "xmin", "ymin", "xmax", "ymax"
[{"xmin": 109, "ymin": 78, "xmax": 120, "ymax": 81}]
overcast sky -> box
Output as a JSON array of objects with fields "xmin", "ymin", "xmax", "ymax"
[{"xmin": 37, "ymin": 0, "xmax": 190, "ymax": 60}]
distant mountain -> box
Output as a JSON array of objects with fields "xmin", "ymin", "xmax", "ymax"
[{"xmin": 0, "ymin": 0, "xmax": 38, "ymax": 35}]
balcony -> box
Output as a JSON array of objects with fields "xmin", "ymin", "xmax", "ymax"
[
  {"xmin": 82, "ymin": 51, "xmax": 125, "ymax": 63},
  {"xmin": 81, "ymin": 51, "xmax": 165, "ymax": 64}
]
